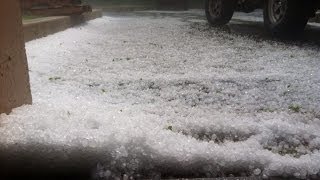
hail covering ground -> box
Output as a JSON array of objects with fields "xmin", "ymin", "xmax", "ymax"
[{"xmin": 1, "ymin": 10, "xmax": 320, "ymax": 179}]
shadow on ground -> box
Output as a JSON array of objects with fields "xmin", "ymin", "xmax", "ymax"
[
  {"xmin": 228, "ymin": 19, "xmax": 320, "ymax": 45},
  {"xmin": 106, "ymin": 10, "xmax": 320, "ymax": 46},
  {"xmin": 0, "ymin": 143, "xmax": 97, "ymax": 179}
]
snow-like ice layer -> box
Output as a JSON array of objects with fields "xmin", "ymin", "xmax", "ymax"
[
  {"xmin": 234, "ymin": 10, "xmax": 264, "ymax": 22},
  {"xmin": 1, "ymin": 10, "xmax": 320, "ymax": 178}
]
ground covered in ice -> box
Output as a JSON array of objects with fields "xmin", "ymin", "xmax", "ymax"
[{"xmin": 1, "ymin": 10, "xmax": 320, "ymax": 179}]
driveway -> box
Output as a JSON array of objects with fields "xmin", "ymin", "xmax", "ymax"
[{"xmin": 0, "ymin": 10, "xmax": 320, "ymax": 179}]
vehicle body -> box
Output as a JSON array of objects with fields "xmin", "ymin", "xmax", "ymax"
[{"xmin": 205, "ymin": 0, "xmax": 320, "ymax": 37}]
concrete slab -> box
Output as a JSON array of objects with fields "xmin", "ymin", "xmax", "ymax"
[{"xmin": 23, "ymin": 9, "xmax": 103, "ymax": 42}]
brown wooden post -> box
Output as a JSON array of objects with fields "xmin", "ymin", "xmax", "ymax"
[{"xmin": 0, "ymin": 0, "xmax": 32, "ymax": 114}]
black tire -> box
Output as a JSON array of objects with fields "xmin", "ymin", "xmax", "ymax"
[
  {"xmin": 205, "ymin": 0, "xmax": 237, "ymax": 26},
  {"xmin": 263, "ymin": 0, "xmax": 310, "ymax": 38}
]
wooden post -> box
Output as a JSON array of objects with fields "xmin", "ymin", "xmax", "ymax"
[{"xmin": 0, "ymin": 0, "xmax": 32, "ymax": 114}]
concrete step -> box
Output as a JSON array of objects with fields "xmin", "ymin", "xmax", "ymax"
[{"xmin": 23, "ymin": 9, "xmax": 102, "ymax": 42}]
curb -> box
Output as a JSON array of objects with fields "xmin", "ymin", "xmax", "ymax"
[{"xmin": 23, "ymin": 9, "xmax": 102, "ymax": 42}]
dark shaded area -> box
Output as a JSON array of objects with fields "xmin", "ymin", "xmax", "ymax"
[
  {"xmin": 156, "ymin": 0, "xmax": 189, "ymax": 10},
  {"xmin": 0, "ymin": 142, "xmax": 258, "ymax": 179},
  {"xmin": 83, "ymin": 0, "xmax": 205, "ymax": 9},
  {"xmin": 0, "ymin": 142, "xmax": 301, "ymax": 180},
  {"xmin": 0, "ymin": 143, "xmax": 99, "ymax": 180},
  {"xmin": 184, "ymin": 10, "xmax": 320, "ymax": 46},
  {"xmin": 228, "ymin": 20, "xmax": 320, "ymax": 46}
]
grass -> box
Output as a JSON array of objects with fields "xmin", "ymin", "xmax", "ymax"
[
  {"xmin": 49, "ymin": 77, "xmax": 62, "ymax": 81},
  {"xmin": 258, "ymin": 107, "xmax": 276, "ymax": 113},
  {"xmin": 289, "ymin": 104, "xmax": 301, "ymax": 113},
  {"xmin": 166, "ymin": 125, "xmax": 173, "ymax": 131}
]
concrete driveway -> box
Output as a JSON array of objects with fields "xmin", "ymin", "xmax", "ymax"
[{"xmin": 0, "ymin": 10, "xmax": 320, "ymax": 179}]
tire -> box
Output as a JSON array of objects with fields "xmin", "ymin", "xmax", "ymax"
[
  {"xmin": 263, "ymin": 0, "xmax": 310, "ymax": 38},
  {"xmin": 205, "ymin": 0, "xmax": 237, "ymax": 26}
]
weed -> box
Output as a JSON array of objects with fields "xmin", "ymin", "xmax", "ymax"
[
  {"xmin": 289, "ymin": 104, "xmax": 301, "ymax": 113},
  {"xmin": 166, "ymin": 125, "xmax": 173, "ymax": 131},
  {"xmin": 49, "ymin": 77, "xmax": 62, "ymax": 81}
]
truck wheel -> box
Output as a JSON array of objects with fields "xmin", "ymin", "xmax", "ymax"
[
  {"xmin": 205, "ymin": 0, "xmax": 237, "ymax": 26},
  {"xmin": 263, "ymin": 0, "xmax": 309, "ymax": 37}
]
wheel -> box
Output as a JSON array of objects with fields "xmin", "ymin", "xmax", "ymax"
[
  {"xmin": 263, "ymin": 0, "xmax": 310, "ymax": 38},
  {"xmin": 205, "ymin": 0, "xmax": 237, "ymax": 26}
]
